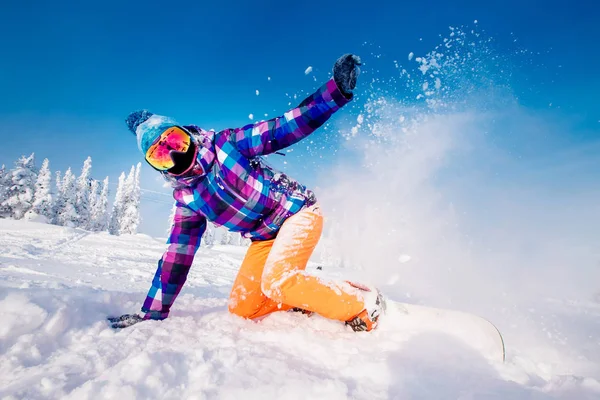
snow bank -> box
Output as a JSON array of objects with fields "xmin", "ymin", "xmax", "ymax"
[{"xmin": 0, "ymin": 220, "xmax": 599, "ymax": 399}]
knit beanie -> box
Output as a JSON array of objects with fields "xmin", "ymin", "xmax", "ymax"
[{"xmin": 125, "ymin": 110, "xmax": 177, "ymax": 155}]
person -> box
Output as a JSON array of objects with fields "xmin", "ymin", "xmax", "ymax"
[{"xmin": 110, "ymin": 54, "xmax": 385, "ymax": 332}]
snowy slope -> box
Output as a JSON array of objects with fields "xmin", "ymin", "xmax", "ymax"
[{"xmin": 1, "ymin": 219, "xmax": 599, "ymax": 399}]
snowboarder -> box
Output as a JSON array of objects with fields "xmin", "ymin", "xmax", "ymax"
[{"xmin": 111, "ymin": 54, "xmax": 385, "ymax": 332}]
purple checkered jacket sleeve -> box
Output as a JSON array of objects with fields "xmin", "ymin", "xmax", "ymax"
[
  {"xmin": 141, "ymin": 202, "xmax": 206, "ymax": 320},
  {"xmin": 233, "ymin": 78, "xmax": 352, "ymax": 157}
]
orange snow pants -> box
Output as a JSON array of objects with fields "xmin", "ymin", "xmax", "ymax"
[{"xmin": 228, "ymin": 204, "xmax": 365, "ymax": 322}]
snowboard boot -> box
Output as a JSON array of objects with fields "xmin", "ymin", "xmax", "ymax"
[{"xmin": 345, "ymin": 283, "xmax": 386, "ymax": 332}]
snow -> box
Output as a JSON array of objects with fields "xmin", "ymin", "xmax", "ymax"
[
  {"xmin": 1, "ymin": 219, "xmax": 599, "ymax": 399},
  {"xmin": 398, "ymin": 254, "xmax": 411, "ymax": 263},
  {"xmin": 304, "ymin": 66, "xmax": 313, "ymax": 75},
  {"xmin": 255, "ymin": 90, "xmax": 260, "ymax": 96},
  {"xmin": 248, "ymin": 114, "xmax": 254, "ymax": 120}
]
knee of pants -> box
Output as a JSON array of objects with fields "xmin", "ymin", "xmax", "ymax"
[
  {"xmin": 261, "ymin": 270, "xmax": 297, "ymax": 303},
  {"xmin": 228, "ymin": 287, "xmax": 255, "ymax": 318},
  {"xmin": 261, "ymin": 280, "xmax": 274, "ymax": 301},
  {"xmin": 228, "ymin": 296, "xmax": 254, "ymax": 319}
]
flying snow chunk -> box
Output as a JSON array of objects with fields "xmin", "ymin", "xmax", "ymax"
[
  {"xmin": 357, "ymin": 114, "xmax": 364, "ymax": 124},
  {"xmin": 408, "ymin": 52, "xmax": 414, "ymax": 61},
  {"xmin": 399, "ymin": 255, "xmax": 411, "ymax": 263},
  {"xmin": 248, "ymin": 114, "xmax": 254, "ymax": 120},
  {"xmin": 256, "ymin": 90, "xmax": 260, "ymax": 96},
  {"xmin": 304, "ymin": 66, "xmax": 313, "ymax": 75},
  {"xmin": 267, "ymin": 76, "xmax": 271, "ymax": 81}
]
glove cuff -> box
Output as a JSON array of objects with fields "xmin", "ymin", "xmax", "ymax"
[{"xmin": 333, "ymin": 77, "xmax": 354, "ymax": 100}]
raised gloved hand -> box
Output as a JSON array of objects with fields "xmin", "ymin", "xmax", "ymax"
[{"xmin": 333, "ymin": 54, "xmax": 361, "ymax": 98}]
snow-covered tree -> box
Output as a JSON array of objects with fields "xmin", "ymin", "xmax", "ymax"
[
  {"xmin": 87, "ymin": 179, "xmax": 100, "ymax": 230},
  {"xmin": 119, "ymin": 163, "xmax": 141, "ymax": 235},
  {"xmin": 75, "ymin": 157, "xmax": 92, "ymax": 228},
  {"xmin": 1, "ymin": 153, "xmax": 37, "ymax": 219},
  {"xmin": 109, "ymin": 172, "xmax": 126, "ymax": 235},
  {"xmin": 55, "ymin": 168, "xmax": 78, "ymax": 227},
  {"xmin": 55, "ymin": 171, "xmax": 63, "ymax": 195},
  {"xmin": 51, "ymin": 171, "xmax": 63, "ymax": 224},
  {"xmin": 231, "ymin": 233, "xmax": 251, "ymax": 247},
  {"xmin": 26, "ymin": 158, "xmax": 53, "ymax": 222},
  {"xmin": 0, "ymin": 164, "xmax": 9, "ymax": 218},
  {"xmin": 202, "ymin": 222, "xmax": 216, "ymax": 246},
  {"xmin": 229, "ymin": 233, "xmax": 242, "ymax": 246},
  {"xmin": 91, "ymin": 177, "xmax": 110, "ymax": 231},
  {"xmin": 220, "ymin": 228, "xmax": 233, "ymax": 245}
]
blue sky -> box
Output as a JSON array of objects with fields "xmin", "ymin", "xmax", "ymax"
[{"xmin": 1, "ymin": 0, "xmax": 599, "ymax": 236}]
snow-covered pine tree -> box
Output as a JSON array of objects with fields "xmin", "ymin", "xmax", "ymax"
[
  {"xmin": 131, "ymin": 163, "xmax": 142, "ymax": 230},
  {"xmin": 56, "ymin": 168, "xmax": 79, "ymax": 227},
  {"xmin": 26, "ymin": 158, "xmax": 53, "ymax": 222},
  {"xmin": 94, "ymin": 177, "xmax": 110, "ymax": 231},
  {"xmin": 220, "ymin": 228, "xmax": 232, "ymax": 245},
  {"xmin": 87, "ymin": 179, "xmax": 100, "ymax": 230},
  {"xmin": 119, "ymin": 163, "xmax": 141, "ymax": 235},
  {"xmin": 229, "ymin": 233, "xmax": 241, "ymax": 246},
  {"xmin": 202, "ymin": 222, "xmax": 215, "ymax": 246},
  {"xmin": 75, "ymin": 157, "xmax": 92, "ymax": 228},
  {"xmin": 51, "ymin": 171, "xmax": 63, "ymax": 224},
  {"xmin": 1, "ymin": 153, "xmax": 37, "ymax": 219},
  {"xmin": 109, "ymin": 172, "xmax": 126, "ymax": 235},
  {"xmin": 55, "ymin": 171, "xmax": 63, "ymax": 194},
  {"xmin": 0, "ymin": 164, "xmax": 9, "ymax": 218}
]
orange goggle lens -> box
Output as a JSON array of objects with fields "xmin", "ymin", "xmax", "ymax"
[{"xmin": 145, "ymin": 126, "xmax": 191, "ymax": 171}]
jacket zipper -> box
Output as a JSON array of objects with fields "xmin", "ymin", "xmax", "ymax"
[{"xmin": 215, "ymin": 174, "xmax": 248, "ymax": 204}]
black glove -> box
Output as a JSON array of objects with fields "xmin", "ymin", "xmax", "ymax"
[
  {"xmin": 333, "ymin": 54, "xmax": 362, "ymax": 98},
  {"xmin": 107, "ymin": 314, "xmax": 144, "ymax": 329}
]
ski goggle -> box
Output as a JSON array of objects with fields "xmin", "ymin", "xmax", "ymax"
[{"xmin": 144, "ymin": 126, "xmax": 191, "ymax": 171}]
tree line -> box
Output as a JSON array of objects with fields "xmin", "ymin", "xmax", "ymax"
[
  {"xmin": 0, "ymin": 153, "xmax": 252, "ymax": 246},
  {"xmin": 0, "ymin": 153, "xmax": 141, "ymax": 235}
]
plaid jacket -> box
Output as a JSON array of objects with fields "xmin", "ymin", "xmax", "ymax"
[{"xmin": 142, "ymin": 78, "xmax": 352, "ymax": 320}]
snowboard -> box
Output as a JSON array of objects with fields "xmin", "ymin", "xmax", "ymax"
[{"xmin": 383, "ymin": 300, "xmax": 506, "ymax": 363}]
